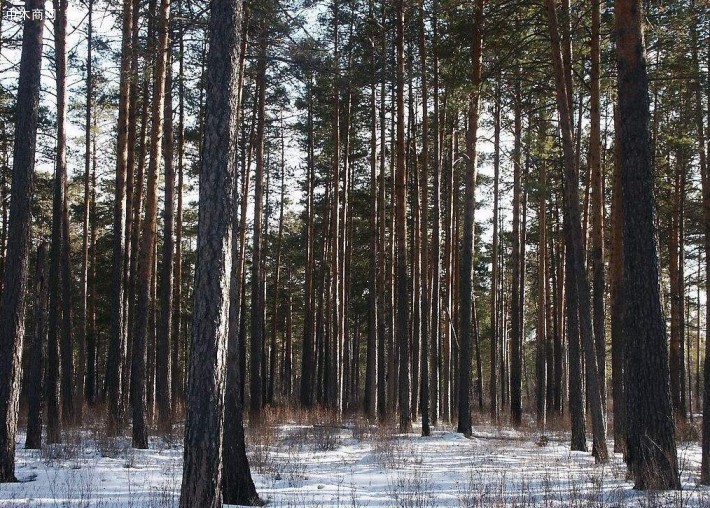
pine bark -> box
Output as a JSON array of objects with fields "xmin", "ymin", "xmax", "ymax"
[
  {"xmin": 26, "ymin": 243, "xmax": 49, "ymax": 450},
  {"xmin": 107, "ymin": 0, "xmax": 134, "ymax": 435},
  {"xmin": 179, "ymin": 0, "xmax": 243, "ymax": 502},
  {"xmin": 0, "ymin": 0, "xmax": 44, "ymax": 479},
  {"xmin": 132, "ymin": 0, "xmax": 171, "ymax": 448},
  {"xmin": 615, "ymin": 0, "xmax": 680, "ymax": 489}
]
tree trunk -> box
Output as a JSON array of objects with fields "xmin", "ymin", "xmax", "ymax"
[
  {"xmin": 300, "ymin": 76, "xmax": 316, "ymax": 408},
  {"xmin": 458, "ymin": 0, "xmax": 483, "ymax": 436},
  {"xmin": 0, "ymin": 0, "xmax": 44, "ymax": 480},
  {"xmin": 589, "ymin": 0, "xmax": 606, "ymax": 414},
  {"xmin": 250, "ymin": 33, "xmax": 267, "ymax": 417},
  {"xmin": 615, "ymin": 0, "xmax": 680, "ymax": 489},
  {"xmin": 536, "ymin": 122, "xmax": 548, "ymax": 430},
  {"xmin": 179, "ymin": 0, "xmax": 244, "ymax": 502},
  {"xmin": 107, "ymin": 0, "xmax": 134, "ymax": 436},
  {"xmin": 365, "ymin": 14, "xmax": 378, "ymax": 418},
  {"xmin": 80, "ymin": 0, "xmax": 93, "ymax": 407},
  {"xmin": 418, "ymin": 0, "xmax": 430, "ymax": 437},
  {"xmin": 172, "ymin": 11, "xmax": 186, "ymax": 408},
  {"xmin": 430, "ymin": 0, "xmax": 441, "ymax": 426},
  {"xmin": 132, "ymin": 0, "xmax": 171, "ymax": 448},
  {"xmin": 490, "ymin": 81, "xmax": 500, "ymax": 421},
  {"xmin": 157, "ymin": 46, "xmax": 175, "ymax": 434},
  {"xmin": 545, "ymin": 0, "xmax": 608, "ymax": 461},
  {"xmin": 26, "ymin": 243, "xmax": 49, "ymax": 449},
  {"xmin": 395, "ymin": 0, "xmax": 410, "ymax": 433},
  {"xmin": 510, "ymin": 83, "xmax": 523, "ymax": 429}
]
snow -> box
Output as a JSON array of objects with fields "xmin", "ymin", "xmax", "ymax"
[{"xmin": 1, "ymin": 420, "xmax": 709, "ymax": 507}]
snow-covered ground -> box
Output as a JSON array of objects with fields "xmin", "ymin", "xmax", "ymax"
[{"xmin": 1, "ymin": 417, "xmax": 709, "ymax": 507}]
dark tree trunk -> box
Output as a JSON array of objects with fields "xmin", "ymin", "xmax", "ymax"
[
  {"xmin": 300, "ymin": 76, "xmax": 316, "ymax": 408},
  {"xmin": 81, "ymin": 0, "xmax": 93, "ymax": 407},
  {"xmin": 418, "ymin": 0, "xmax": 430, "ymax": 437},
  {"xmin": 365, "ymin": 15, "xmax": 378, "ymax": 418},
  {"xmin": 132, "ymin": 0, "xmax": 170, "ymax": 448},
  {"xmin": 250, "ymin": 33, "xmax": 267, "ymax": 417},
  {"xmin": 179, "ymin": 0, "xmax": 244, "ymax": 502},
  {"xmin": 26, "ymin": 243, "xmax": 49, "ymax": 450},
  {"xmin": 490, "ymin": 81, "xmax": 500, "ymax": 422},
  {"xmin": 545, "ymin": 0, "xmax": 608, "ymax": 460},
  {"xmin": 458, "ymin": 0, "xmax": 483, "ymax": 436},
  {"xmin": 395, "ymin": 0, "xmax": 411, "ymax": 433},
  {"xmin": 0, "ymin": 0, "xmax": 44, "ymax": 480},
  {"xmin": 157, "ymin": 47, "xmax": 175, "ymax": 434},
  {"xmin": 107, "ymin": 0, "xmax": 134, "ymax": 436},
  {"xmin": 610, "ymin": 107, "xmax": 625, "ymax": 453},
  {"xmin": 510, "ymin": 84, "xmax": 523, "ymax": 429},
  {"xmin": 615, "ymin": 0, "xmax": 680, "ymax": 490}
]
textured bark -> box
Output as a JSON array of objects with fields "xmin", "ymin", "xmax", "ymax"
[
  {"xmin": 82, "ymin": 0, "xmax": 94, "ymax": 405},
  {"xmin": 26, "ymin": 243, "xmax": 49, "ymax": 450},
  {"xmin": 395, "ymin": 0, "xmax": 410, "ymax": 433},
  {"xmin": 179, "ymin": 0, "xmax": 243, "ymax": 502},
  {"xmin": 53, "ymin": 0, "xmax": 77, "ymax": 427},
  {"xmin": 267, "ymin": 144, "xmax": 286, "ymax": 405},
  {"xmin": 250, "ymin": 34, "xmax": 267, "ymax": 417},
  {"xmin": 157, "ymin": 48, "xmax": 175, "ymax": 434},
  {"xmin": 458, "ymin": 0, "xmax": 483, "ymax": 436},
  {"xmin": 377, "ymin": 33, "xmax": 388, "ymax": 420},
  {"xmin": 615, "ymin": 0, "xmax": 680, "ymax": 490},
  {"xmin": 107, "ymin": 0, "xmax": 134, "ymax": 436},
  {"xmin": 300, "ymin": 76, "xmax": 316, "ymax": 408},
  {"xmin": 510, "ymin": 85, "xmax": 523, "ymax": 429},
  {"xmin": 490, "ymin": 83, "xmax": 500, "ymax": 422},
  {"xmin": 545, "ymin": 0, "xmax": 608, "ymax": 461},
  {"xmin": 418, "ymin": 0, "xmax": 430, "ymax": 437},
  {"xmin": 536, "ymin": 124, "xmax": 548, "ymax": 430},
  {"xmin": 610, "ymin": 107, "xmax": 625, "ymax": 453},
  {"xmin": 365, "ymin": 17, "xmax": 378, "ymax": 418},
  {"xmin": 669, "ymin": 156, "xmax": 687, "ymax": 422},
  {"xmin": 222, "ymin": 29, "xmax": 259, "ymax": 504},
  {"xmin": 430, "ymin": 0, "xmax": 441, "ymax": 426},
  {"xmin": 172, "ymin": 15, "xmax": 185, "ymax": 408},
  {"xmin": 132, "ymin": 0, "xmax": 171, "ymax": 448},
  {"xmin": 589, "ymin": 0, "xmax": 606, "ymax": 412},
  {"xmin": 0, "ymin": 0, "xmax": 44, "ymax": 480}
]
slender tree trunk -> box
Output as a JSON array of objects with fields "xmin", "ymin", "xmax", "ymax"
[
  {"xmin": 172, "ymin": 12, "xmax": 186, "ymax": 409},
  {"xmin": 545, "ymin": 0, "xmax": 608, "ymax": 461},
  {"xmin": 589, "ymin": 0, "xmax": 606, "ymax": 416},
  {"xmin": 395, "ymin": 0, "xmax": 410, "ymax": 433},
  {"xmin": 132, "ymin": 0, "xmax": 171, "ymax": 448},
  {"xmin": 610, "ymin": 106, "xmax": 625, "ymax": 452},
  {"xmin": 26, "ymin": 243, "xmax": 49, "ymax": 449},
  {"xmin": 80, "ymin": 0, "xmax": 93, "ymax": 407},
  {"xmin": 458, "ymin": 0, "xmax": 483, "ymax": 436},
  {"xmin": 430, "ymin": 0, "xmax": 441, "ymax": 426},
  {"xmin": 300, "ymin": 76, "xmax": 316, "ymax": 408},
  {"xmin": 267, "ymin": 135, "xmax": 286, "ymax": 405},
  {"xmin": 418, "ymin": 0, "xmax": 430, "ymax": 436},
  {"xmin": 365, "ymin": 14, "xmax": 378, "ymax": 418},
  {"xmin": 510, "ymin": 84, "xmax": 523, "ymax": 429},
  {"xmin": 490, "ymin": 82, "xmax": 500, "ymax": 421},
  {"xmin": 250, "ymin": 33, "xmax": 267, "ymax": 417},
  {"xmin": 377, "ymin": 31, "xmax": 388, "ymax": 420},
  {"xmin": 107, "ymin": 0, "xmax": 134, "ymax": 436},
  {"xmin": 157, "ymin": 47, "xmax": 175, "ymax": 434},
  {"xmin": 536, "ymin": 122, "xmax": 548, "ymax": 430}
]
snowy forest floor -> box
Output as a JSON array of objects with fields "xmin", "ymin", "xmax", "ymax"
[{"xmin": 1, "ymin": 409, "xmax": 709, "ymax": 507}]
